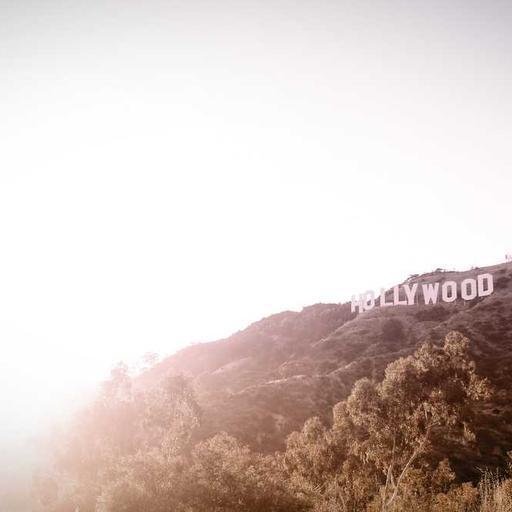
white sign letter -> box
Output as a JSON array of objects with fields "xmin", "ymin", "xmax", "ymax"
[
  {"xmin": 442, "ymin": 281, "xmax": 457, "ymax": 303},
  {"xmin": 461, "ymin": 278, "xmax": 477, "ymax": 300},
  {"xmin": 477, "ymin": 273, "xmax": 494, "ymax": 297},
  {"xmin": 363, "ymin": 290, "xmax": 376, "ymax": 311},
  {"xmin": 403, "ymin": 283, "xmax": 418, "ymax": 305},
  {"xmin": 351, "ymin": 294, "xmax": 364, "ymax": 313},
  {"xmin": 422, "ymin": 283, "xmax": 440, "ymax": 305},
  {"xmin": 393, "ymin": 286, "xmax": 408, "ymax": 306},
  {"xmin": 380, "ymin": 288, "xmax": 393, "ymax": 307}
]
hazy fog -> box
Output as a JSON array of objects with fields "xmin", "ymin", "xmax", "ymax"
[{"xmin": 1, "ymin": 0, "xmax": 511, "ymax": 482}]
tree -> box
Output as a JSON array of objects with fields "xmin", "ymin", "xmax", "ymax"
[
  {"xmin": 37, "ymin": 370, "xmax": 201, "ymax": 512},
  {"xmin": 283, "ymin": 417, "xmax": 343, "ymax": 492},
  {"xmin": 333, "ymin": 331, "xmax": 492, "ymax": 511},
  {"xmin": 189, "ymin": 433, "xmax": 308, "ymax": 512}
]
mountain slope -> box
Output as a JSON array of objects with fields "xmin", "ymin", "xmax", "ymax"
[{"xmin": 140, "ymin": 262, "xmax": 512, "ymax": 476}]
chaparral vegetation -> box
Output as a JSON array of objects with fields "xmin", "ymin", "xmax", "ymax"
[
  {"xmin": 27, "ymin": 265, "xmax": 512, "ymax": 512},
  {"xmin": 33, "ymin": 332, "xmax": 512, "ymax": 512}
]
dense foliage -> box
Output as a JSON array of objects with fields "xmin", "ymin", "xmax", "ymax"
[{"xmin": 34, "ymin": 333, "xmax": 512, "ymax": 511}]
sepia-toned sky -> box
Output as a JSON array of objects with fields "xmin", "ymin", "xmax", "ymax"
[{"xmin": 1, "ymin": 0, "xmax": 511, "ymax": 475}]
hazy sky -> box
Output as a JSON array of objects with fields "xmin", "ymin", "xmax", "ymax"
[{"xmin": 1, "ymin": 0, "xmax": 511, "ymax": 471}]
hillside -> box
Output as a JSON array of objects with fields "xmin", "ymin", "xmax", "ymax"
[{"xmin": 140, "ymin": 262, "xmax": 512, "ymax": 478}]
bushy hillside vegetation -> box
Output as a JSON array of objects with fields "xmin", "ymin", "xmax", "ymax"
[
  {"xmin": 33, "ymin": 263, "xmax": 512, "ymax": 511},
  {"xmin": 34, "ymin": 332, "xmax": 512, "ymax": 511}
]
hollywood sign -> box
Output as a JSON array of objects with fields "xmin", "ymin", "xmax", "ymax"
[{"xmin": 351, "ymin": 273, "xmax": 494, "ymax": 314}]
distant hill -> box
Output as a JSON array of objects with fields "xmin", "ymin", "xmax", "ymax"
[{"xmin": 139, "ymin": 262, "xmax": 512, "ymax": 479}]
